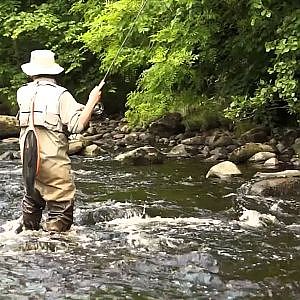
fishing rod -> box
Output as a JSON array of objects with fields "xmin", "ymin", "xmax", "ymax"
[{"xmin": 94, "ymin": 0, "xmax": 148, "ymax": 116}]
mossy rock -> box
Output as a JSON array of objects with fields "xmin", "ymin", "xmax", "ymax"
[{"xmin": 229, "ymin": 143, "xmax": 275, "ymax": 164}]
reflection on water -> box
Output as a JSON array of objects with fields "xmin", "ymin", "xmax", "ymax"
[{"xmin": 0, "ymin": 149, "xmax": 300, "ymax": 299}]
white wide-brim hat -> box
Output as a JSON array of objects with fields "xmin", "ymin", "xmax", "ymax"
[{"xmin": 21, "ymin": 50, "xmax": 64, "ymax": 76}]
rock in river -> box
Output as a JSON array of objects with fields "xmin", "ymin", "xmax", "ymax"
[
  {"xmin": 206, "ymin": 161, "xmax": 242, "ymax": 179},
  {"xmin": 115, "ymin": 146, "xmax": 165, "ymax": 165}
]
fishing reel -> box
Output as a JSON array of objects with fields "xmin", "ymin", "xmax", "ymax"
[{"xmin": 91, "ymin": 102, "xmax": 105, "ymax": 121}]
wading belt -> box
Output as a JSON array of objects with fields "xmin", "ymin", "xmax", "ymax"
[{"xmin": 22, "ymin": 86, "xmax": 40, "ymax": 197}]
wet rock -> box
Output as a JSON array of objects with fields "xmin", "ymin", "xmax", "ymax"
[
  {"xmin": 240, "ymin": 126, "xmax": 270, "ymax": 143},
  {"xmin": 0, "ymin": 115, "xmax": 20, "ymax": 139},
  {"xmin": 291, "ymin": 157, "xmax": 300, "ymax": 167},
  {"xmin": 182, "ymin": 136, "xmax": 206, "ymax": 146},
  {"xmin": 206, "ymin": 161, "xmax": 242, "ymax": 179},
  {"xmin": 148, "ymin": 113, "xmax": 185, "ymax": 138},
  {"xmin": 229, "ymin": 143, "xmax": 275, "ymax": 164},
  {"xmin": 139, "ymin": 133, "xmax": 155, "ymax": 145},
  {"xmin": 276, "ymin": 142, "xmax": 286, "ymax": 153},
  {"xmin": 209, "ymin": 147, "xmax": 228, "ymax": 159},
  {"xmin": 248, "ymin": 151, "xmax": 276, "ymax": 162},
  {"xmin": 292, "ymin": 138, "xmax": 300, "ymax": 156},
  {"xmin": 115, "ymin": 146, "xmax": 164, "ymax": 165},
  {"xmin": 254, "ymin": 170, "xmax": 300, "ymax": 178},
  {"xmin": 113, "ymin": 133, "xmax": 125, "ymax": 139},
  {"xmin": 82, "ymin": 144, "xmax": 102, "ymax": 157},
  {"xmin": 168, "ymin": 144, "xmax": 191, "ymax": 157},
  {"xmin": 249, "ymin": 177, "xmax": 300, "ymax": 197},
  {"xmin": 264, "ymin": 157, "xmax": 279, "ymax": 167},
  {"xmin": 239, "ymin": 209, "xmax": 278, "ymax": 227},
  {"xmin": 124, "ymin": 133, "xmax": 139, "ymax": 145},
  {"xmin": 1, "ymin": 137, "xmax": 19, "ymax": 144},
  {"xmin": 0, "ymin": 151, "xmax": 20, "ymax": 160},
  {"xmin": 68, "ymin": 140, "xmax": 85, "ymax": 155},
  {"xmin": 84, "ymin": 133, "xmax": 104, "ymax": 142},
  {"xmin": 212, "ymin": 135, "xmax": 234, "ymax": 148},
  {"xmin": 119, "ymin": 124, "xmax": 131, "ymax": 134}
]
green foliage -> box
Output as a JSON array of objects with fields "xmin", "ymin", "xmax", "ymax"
[
  {"xmin": 0, "ymin": 0, "xmax": 99, "ymax": 114},
  {"xmin": 0, "ymin": 0, "xmax": 299, "ymax": 129}
]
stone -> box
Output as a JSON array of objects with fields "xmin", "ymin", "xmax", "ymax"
[
  {"xmin": 115, "ymin": 146, "xmax": 164, "ymax": 165},
  {"xmin": 264, "ymin": 157, "xmax": 279, "ymax": 167},
  {"xmin": 113, "ymin": 133, "xmax": 125, "ymax": 139},
  {"xmin": 206, "ymin": 161, "xmax": 242, "ymax": 179},
  {"xmin": 239, "ymin": 210, "xmax": 278, "ymax": 227},
  {"xmin": 1, "ymin": 137, "xmax": 19, "ymax": 144},
  {"xmin": 292, "ymin": 140, "xmax": 300, "ymax": 156},
  {"xmin": 82, "ymin": 144, "xmax": 101, "ymax": 157},
  {"xmin": 276, "ymin": 142, "xmax": 286, "ymax": 153},
  {"xmin": 229, "ymin": 143, "xmax": 275, "ymax": 164},
  {"xmin": 84, "ymin": 133, "xmax": 104, "ymax": 142},
  {"xmin": 240, "ymin": 126, "xmax": 270, "ymax": 143},
  {"xmin": 254, "ymin": 170, "xmax": 300, "ymax": 178},
  {"xmin": 212, "ymin": 135, "xmax": 234, "ymax": 147},
  {"xmin": 248, "ymin": 151, "xmax": 276, "ymax": 162},
  {"xmin": 181, "ymin": 135, "xmax": 206, "ymax": 146},
  {"xmin": 119, "ymin": 124, "xmax": 131, "ymax": 134},
  {"xmin": 68, "ymin": 140, "xmax": 84, "ymax": 155},
  {"xmin": 0, "ymin": 115, "xmax": 19, "ymax": 139},
  {"xmin": 249, "ymin": 177, "xmax": 300, "ymax": 197},
  {"xmin": 124, "ymin": 133, "xmax": 139, "ymax": 145},
  {"xmin": 168, "ymin": 144, "xmax": 194, "ymax": 157},
  {"xmin": 148, "ymin": 113, "xmax": 185, "ymax": 138},
  {"xmin": 0, "ymin": 151, "xmax": 20, "ymax": 160}
]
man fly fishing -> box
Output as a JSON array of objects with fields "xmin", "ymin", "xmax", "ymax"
[
  {"xmin": 17, "ymin": 0, "xmax": 147, "ymax": 233},
  {"xmin": 17, "ymin": 49, "xmax": 102, "ymax": 232}
]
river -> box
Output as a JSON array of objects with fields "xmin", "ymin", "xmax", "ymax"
[{"xmin": 0, "ymin": 142, "xmax": 299, "ymax": 299}]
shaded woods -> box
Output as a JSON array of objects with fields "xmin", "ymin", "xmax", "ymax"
[{"xmin": 0, "ymin": 0, "xmax": 299, "ymax": 129}]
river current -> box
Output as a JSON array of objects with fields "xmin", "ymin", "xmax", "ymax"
[{"xmin": 0, "ymin": 142, "xmax": 299, "ymax": 299}]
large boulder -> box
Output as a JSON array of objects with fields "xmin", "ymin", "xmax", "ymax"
[
  {"xmin": 115, "ymin": 146, "xmax": 165, "ymax": 165},
  {"xmin": 240, "ymin": 126, "xmax": 270, "ymax": 143},
  {"xmin": 148, "ymin": 113, "xmax": 185, "ymax": 138},
  {"xmin": 206, "ymin": 161, "xmax": 242, "ymax": 179},
  {"xmin": 249, "ymin": 177, "xmax": 300, "ymax": 197},
  {"xmin": 229, "ymin": 143, "xmax": 275, "ymax": 164},
  {"xmin": 0, "ymin": 115, "xmax": 19, "ymax": 139}
]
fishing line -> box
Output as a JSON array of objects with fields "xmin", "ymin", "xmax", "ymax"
[{"xmin": 98, "ymin": 0, "xmax": 148, "ymax": 90}]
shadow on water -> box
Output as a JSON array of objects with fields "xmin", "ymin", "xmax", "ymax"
[{"xmin": 0, "ymin": 147, "xmax": 300, "ymax": 299}]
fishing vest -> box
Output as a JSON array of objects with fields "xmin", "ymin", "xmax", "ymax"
[{"xmin": 17, "ymin": 81, "xmax": 67, "ymax": 133}]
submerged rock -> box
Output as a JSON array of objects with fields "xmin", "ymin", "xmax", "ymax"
[
  {"xmin": 206, "ymin": 161, "xmax": 242, "ymax": 179},
  {"xmin": 239, "ymin": 209, "xmax": 278, "ymax": 228},
  {"xmin": 0, "ymin": 151, "xmax": 20, "ymax": 160},
  {"xmin": 115, "ymin": 146, "xmax": 164, "ymax": 165}
]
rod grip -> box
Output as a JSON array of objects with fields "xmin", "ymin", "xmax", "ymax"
[{"xmin": 98, "ymin": 79, "xmax": 105, "ymax": 90}]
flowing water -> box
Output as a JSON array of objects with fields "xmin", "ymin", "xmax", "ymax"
[{"xmin": 0, "ymin": 142, "xmax": 300, "ymax": 299}]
